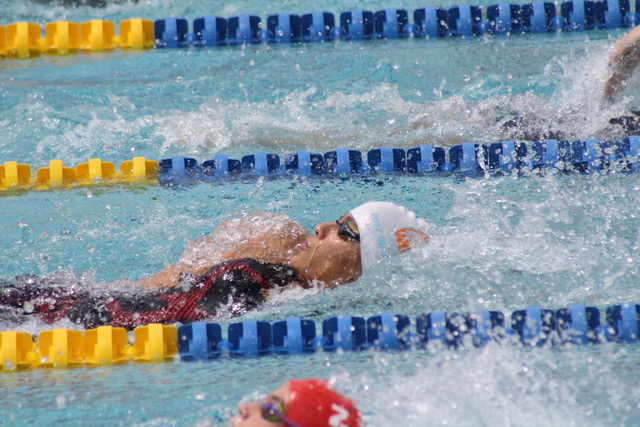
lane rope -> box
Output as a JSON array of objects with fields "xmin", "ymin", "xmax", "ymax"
[
  {"xmin": 0, "ymin": 1, "xmax": 638, "ymax": 59},
  {"xmin": 1, "ymin": 302, "xmax": 638, "ymax": 371},
  {"xmin": 2, "ymin": 137, "xmax": 639, "ymax": 192}
]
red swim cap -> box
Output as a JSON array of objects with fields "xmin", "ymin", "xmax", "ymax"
[{"xmin": 285, "ymin": 379, "xmax": 361, "ymax": 427}]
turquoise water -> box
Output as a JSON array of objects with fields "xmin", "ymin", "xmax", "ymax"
[{"xmin": 2, "ymin": 0, "xmax": 640, "ymax": 425}]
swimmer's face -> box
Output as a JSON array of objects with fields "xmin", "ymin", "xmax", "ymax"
[
  {"xmin": 232, "ymin": 382, "xmax": 290, "ymax": 427},
  {"xmin": 288, "ymin": 213, "xmax": 362, "ymax": 288}
]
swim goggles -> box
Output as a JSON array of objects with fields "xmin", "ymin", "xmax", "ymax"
[
  {"xmin": 336, "ymin": 219, "xmax": 360, "ymax": 242},
  {"xmin": 260, "ymin": 401, "xmax": 305, "ymax": 427}
]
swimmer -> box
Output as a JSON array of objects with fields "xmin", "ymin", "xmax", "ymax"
[
  {"xmin": 232, "ymin": 379, "xmax": 361, "ymax": 427},
  {"xmin": 499, "ymin": 27, "xmax": 640, "ymax": 141},
  {"xmin": 0, "ymin": 201, "xmax": 429, "ymax": 330},
  {"xmin": 605, "ymin": 25, "xmax": 640, "ymax": 101}
]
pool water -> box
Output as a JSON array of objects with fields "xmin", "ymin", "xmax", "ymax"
[{"xmin": 2, "ymin": 0, "xmax": 640, "ymax": 425}]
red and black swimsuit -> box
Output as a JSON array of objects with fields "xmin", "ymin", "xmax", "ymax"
[{"xmin": 0, "ymin": 259, "xmax": 298, "ymax": 330}]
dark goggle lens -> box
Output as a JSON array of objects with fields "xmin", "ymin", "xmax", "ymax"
[
  {"xmin": 337, "ymin": 219, "xmax": 360, "ymax": 242},
  {"xmin": 260, "ymin": 402, "xmax": 284, "ymax": 422}
]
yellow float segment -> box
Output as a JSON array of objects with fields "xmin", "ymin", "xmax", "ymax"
[
  {"xmin": 36, "ymin": 159, "xmax": 76, "ymax": 187},
  {"xmin": 6, "ymin": 22, "xmax": 41, "ymax": 58},
  {"xmin": 34, "ymin": 329, "xmax": 84, "ymax": 369},
  {"xmin": 0, "ymin": 331, "xmax": 35, "ymax": 371},
  {"xmin": 41, "ymin": 21, "xmax": 81, "ymax": 54},
  {"xmin": 83, "ymin": 326, "xmax": 131, "ymax": 365},
  {"xmin": 0, "ymin": 161, "xmax": 32, "ymax": 188},
  {"xmin": 119, "ymin": 157, "xmax": 159, "ymax": 181},
  {"xmin": 80, "ymin": 20, "xmax": 116, "ymax": 51},
  {"xmin": 132, "ymin": 324, "xmax": 178, "ymax": 362},
  {"xmin": 76, "ymin": 158, "xmax": 116, "ymax": 183},
  {"xmin": 117, "ymin": 19, "xmax": 154, "ymax": 49}
]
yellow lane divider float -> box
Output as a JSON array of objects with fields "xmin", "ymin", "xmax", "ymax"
[
  {"xmin": 0, "ymin": 157, "xmax": 158, "ymax": 191},
  {"xmin": 0, "ymin": 18, "xmax": 154, "ymax": 58},
  {"xmin": 0, "ymin": 324, "xmax": 178, "ymax": 370}
]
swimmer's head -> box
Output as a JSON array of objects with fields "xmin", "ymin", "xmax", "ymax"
[
  {"xmin": 350, "ymin": 201, "xmax": 429, "ymax": 271},
  {"xmin": 233, "ymin": 378, "xmax": 361, "ymax": 427},
  {"xmin": 288, "ymin": 201, "xmax": 428, "ymax": 287},
  {"xmin": 285, "ymin": 379, "xmax": 361, "ymax": 427}
]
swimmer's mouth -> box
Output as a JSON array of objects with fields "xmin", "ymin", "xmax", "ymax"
[{"xmin": 295, "ymin": 241, "xmax": 310, "ymax": 252}]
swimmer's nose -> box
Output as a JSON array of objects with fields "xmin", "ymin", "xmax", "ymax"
[
  {"xmin": 233, "ymin": 403, "xmax": 251, "ymax": 424},
  {"xmin": 314, "ymin": 222, "xmax": 335, "ymax": 239}
]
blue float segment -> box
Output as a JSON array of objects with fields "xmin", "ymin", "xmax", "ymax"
[
  {"xmin": 449, "ymin": 143, "xmax": 487, "ymax": 177},
  {"xmin": 158, "ymin": 157, "xmax": 200, "ymax": 187},
  {"xmin": 367, "ymin": 147, "xmax": 406, "ymax": 173},
  {"xmin": 487, "ymin": 3, "xmax": 523, "ymax": 33},
  {"xmin": 241, "ymin": 153, "xmax": 281, "ymax": 174},
  {"xmin": 228, "ymin": 320, "xmax": 272, "ymax": 356},
  {"xmin": 521, "ymin": 1, "xmax": 556, "ymax": 31},
  {"xmin": 301, "ymin": 11, "xmax": 335, "ymax": 41},
  {"xmin": 618, "ymin": 135, "xmax": 640, "ymax": 172},
  {"xmin": 488, "ymin": 140, "xmax": 527, "ymax": 174},
  {"xmin": 606, "ymin": 303, "xmax": 640, "ymax": 342},
  {"xmin": 560, "ymin": 0, "xmax": 597, "ymax": 30},
  {"xmin": 608, "ymin": 138, "xmax": 633, "ymax": 170},
  {"xmin": 414, "ymin": 7, "xmax": 448, "ymax": 37},
  {"xmin": 266, "ymin": 14, "xmax": 302, "ymax": 42},
  {"xmin": 555, "ymin": 305, "xmax": 601, "ymax": 343},
  {"xmin": 447, "ymin": 5, "xmax": 483, "ymax": 36},
  {"xmin": 406, "ymin": 144, "xmax": 446, "ymax": 173},
  {"xmin": 201, "ymin": 155, "xmax": 241, "ymax": 176},
  {"xmin": 284, "ymin": 151, "xmax": 324, "ymax": 175},
  {"xmin": 606, "ymin": 136, "xmax": 640, "ymax": 172},
  {"xmin": 468, "ymin": 310, "xmax": 492, "ymax": 346},
  {"xmin": 340, "ymin": 10, "xmax": 375, "ymax": 39},
  {"xmin": 272, "ymin": 317, "xmax": 316, "ymax": 353},
  {"xmin": 227, "ymin": 15, "xmax": 261, "ymax": 44},
  {"xmin": 416, "ymin": 310, "xmax": 451, "ymax": 347},
  {"xmin": 154, "ymin": 18, "xmax": 189, "ymax": 48},
  {"xmin": 324, "ymin": 149, "xmax": 363, "ymax": 175},
  {"xmin": 320, "ymin": 315, "xmax": 367, "ymax": 351},
  {"xmin": 595, "ymin": 0, "xmax": 630, "ymax": 28},
  {"xmin": 178, "ymin": 323, "xmax": 223, "ymax": 361},
  {"xmin": 367, "ymin": 313, "xmax": 411, "ymax": 349},
  {"xmin": 159, "ymin": 156, "xmax": 199, "ymax": 174},
  {"xmin": 192, "ymin": 17, "xmax": 228, "ymax": 46},
  {"xmin": 447, "ymin": 312, "xmax": 475, "ymax": 346},
  {"xmin": 511, "ymin": 307, "xmax": 556, "ymax": 345},
  {"xmin": 468, "ymin": 310, "xmax": 507, "ymax": 346},
  {"xmin": 374, "ymin": 9, "xmax": 409, "ymax": 38},
  {"xmin": 529, "ymin": 139, "xmax": 561, "ymax": 171},
  {"xmin": 571, "ymin": 138, "xmax": 603, "ymax": 172}
]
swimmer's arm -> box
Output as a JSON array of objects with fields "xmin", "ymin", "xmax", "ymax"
[
  {"xmin": 210, "ymin": 215, "xmax": 309, "ymax": 264},
  {"xmin": 123, "ymin": 260, "xmax": 212, "ymax": 290},
  {"xmin": 132, "ymin": 215, "xmax": 309, "ymax": 289},
  {"xmin": 604, "ymin": 26, "xmax": 640, "ymax": 100}
]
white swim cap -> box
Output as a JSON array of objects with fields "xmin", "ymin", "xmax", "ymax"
[{"xmin": 350, "ymin": 201, "xmax": 429, "ymax": 271}]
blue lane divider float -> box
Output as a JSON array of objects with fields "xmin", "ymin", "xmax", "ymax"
[
  {"xmin": 176, "ymin": 303, "xmax": 640, "ymax": 360},
  {"xmin": 261, "ymin": 14, "xmax": 303, "ymax": 43},
  {"xmin": 148, "ymin": 0, "xmax": 640, "ymax": 49},
  {"xmin": 301, "ymin": 11, "xmax": 335, "ymax": 42},
  {"xmin": 414, "ymin": 7, "xmax": 449, "ymax": 37},
  {"xmin": 155, "ymin": 136, "xmax": 640, "ymax": 185}
]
